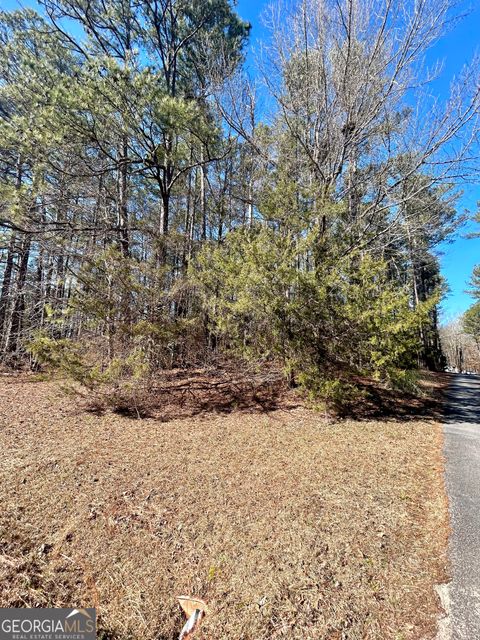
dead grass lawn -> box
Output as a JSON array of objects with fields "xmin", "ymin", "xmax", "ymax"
[{"xmin": 0, "ymin": 376, "xmax": 448, "ymax": 639}]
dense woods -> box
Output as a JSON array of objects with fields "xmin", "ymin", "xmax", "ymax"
[
  {"xmin": 1, "ymin": 0, "xmax": 479, "ymax": 405},
  {"xmin": 443, "ymin": 261, "xmax": 480, "ymax": 373}
]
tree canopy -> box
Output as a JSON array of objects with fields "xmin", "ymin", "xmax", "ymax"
[{"xmin": 1, "ymin": 0, "xmax": 479, "ymax": 407}]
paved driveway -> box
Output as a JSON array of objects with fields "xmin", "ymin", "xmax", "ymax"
[{"xmin": 443, "ymin": 374, "xmax": 480, "ymax": 639}]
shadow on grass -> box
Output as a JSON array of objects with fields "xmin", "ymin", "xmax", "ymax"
[
  {"xmin": 335, "ymin": 372, "xmax": 450, "ymax": 422},
  {"xmin": 83, "ymin": 368, "xmax": 301, "ymax": 422},
  {"xmin": 13, "ymin": 364, "xmax": 449, "ymax": 424},
  {"xmin": 82, "ymin": 370, "xmax": 450, "ymax": 424}
]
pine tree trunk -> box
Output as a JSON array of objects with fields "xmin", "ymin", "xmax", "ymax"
[
  {"xmin": 118, "ymin": 136, "xmax": 129, "ymax": 257},
  {"xmin": 1, "ymin": 156, "xmax": 23, "ymax": 354},
  {"xmin": 0, "ymin": 232, "xmax": 17, "ymax": 340},
  {"xmin": 200, "ymin": 147, "xmax": 207, "ymax": 241},
  {"xmin": 7, "ymin": 233, "xmax": 31, "ymax": 356},
  {"xmin": 184, "ymin": 168, "xmax": 194, "ymax": 267},
  {"xmin": 157, "ymin": 190, "xmax": 170, "ymax": 266}
]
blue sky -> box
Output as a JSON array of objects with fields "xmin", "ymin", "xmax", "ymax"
[{"xmin": 1, "ymin": 0, "xmax": 479, "ymax": 321}]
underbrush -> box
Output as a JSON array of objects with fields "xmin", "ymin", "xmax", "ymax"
[{"xmin": 26, "ymin": 333, "xmax": 435, "ymax": 420}]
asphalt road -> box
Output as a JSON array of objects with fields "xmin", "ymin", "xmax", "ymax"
[{"xmin": 443, "ymin": 374, "xmax": 480, "ymax": 639}]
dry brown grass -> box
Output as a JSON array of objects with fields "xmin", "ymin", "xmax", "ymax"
[{"xmin": 0, "ymin": 375, "xmax": 448, "ymax": 639}]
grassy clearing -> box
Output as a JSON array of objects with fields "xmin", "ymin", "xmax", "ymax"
[{"xmin": 0, "ymin": 376, "xmax": 447, "ymax": 639}]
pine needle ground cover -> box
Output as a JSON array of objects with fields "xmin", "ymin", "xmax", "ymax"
[{"xmin": 0, "ymin": 376, "xmax": 447, "ymax": 639}]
